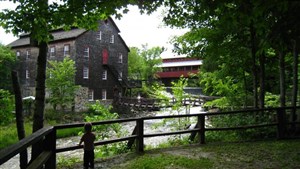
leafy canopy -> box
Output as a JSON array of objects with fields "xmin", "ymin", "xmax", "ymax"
[
  {"xmin": 0, "ymin": 44, "xmax": 17, "ymax": 91},
  {"xmin": 46, "ymin": 57, "xmax": 78, "ymax": 110}
]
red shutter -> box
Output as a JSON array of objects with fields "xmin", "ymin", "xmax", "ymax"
[{"xmin": 102, "ymin": 48, "xmax": 108, "ymax": 65}]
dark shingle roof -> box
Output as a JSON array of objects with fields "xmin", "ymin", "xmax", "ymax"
[{"xmin": 8, "ymin": 28, "xmax": 87, "ymax": 48}]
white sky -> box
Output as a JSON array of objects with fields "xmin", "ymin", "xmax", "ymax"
[{"xmin": 0, "ymin": 2, "xmax": 187, "ymax": 58}]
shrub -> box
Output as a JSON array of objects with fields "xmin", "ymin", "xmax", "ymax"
[
  {"xmin": 0, "ymin": 89, "xmax": 14, "ymax": 125},
  {"xmin": 82, "ymin": 101, "xmax": 130, "ymax": 157}
]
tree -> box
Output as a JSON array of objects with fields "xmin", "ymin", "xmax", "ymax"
[
  {"xmin": 128, "ymin": 45, "xmax": 163, "ymax": 82},
  {"xmin": 0, "ymin": 0, "xmax": 148, "ymax": 159},
  {"xmin": 0, "ymin": 43, "xmax": 16, "ymax": 92},
  {"xmin": 128, "ymin": 47, "xmax": 145, "ymax": 80},
  {"xmin": 46, "ymin": 57, "xmax": 78, "ymax": 111},
  {"xmin": 11, "ymin": 70, "xmax": 27, "ymax": 169},
  {"xmin": 156, "ymin": 1, "xmax": 300, "ymax": 110}
]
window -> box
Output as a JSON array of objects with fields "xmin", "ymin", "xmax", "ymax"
[
  {"xmin": 110, "ymin": 34, "xmax": 114, "ymax": 43},
  {"xmin": 102, "ymin": 89, "xmax": 107, "ymax": 100},
  {"xmin": 118, "ymin": 71, "xmax": 122, "ymax": 81},
  {"xmin": 118, "ymin": 53, "xmax": 123, "ymax": 63},
  {"xmin": 84, "ymin": 47, "xmax": 89, "ymax": 59},
  {"xmin": 102, "ymin": 69, "xmax": 107, "ymax": 80},
  {"xmin": 26, "ymin": 49, "xmax": 31, "ymax": 60},
  {"xmin": 96, "ymin": 31, "xmax": 102, "ymax": 40},
  {"xmin": 50, "ymin": 46, "xmax": 55, "ymax": 57},
  {"xmin": 83, "ymin": 66, "xmax": 89, "ymax": 79},
  {"xmin": 26, "ymin": 70, "xmax": 29, "ymax": 79},
  {"xmin": 16, "ymin": 51, "xmax": 20, "ymax": 57},
  {"xmin": 64, "ymin": 44, "xmax": 70, "ymax": 56},
  {"xmin": 88, "ymin": 89, "xmax": 94, "ymax": 101}
]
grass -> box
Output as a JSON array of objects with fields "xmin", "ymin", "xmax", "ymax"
[
  {"xmin": 98, "ymin": 139, "xmax": 300, "ymax": 169},
  {"xmin": 0, "ymin": 110, "xmax": 85, "ymax": 150},
  {"xmin": 0, "ymin": 122, "xmax": 32, "ymax": 149},
  {"xmin": 119, "ymin": 154, "xmax": 213, "ymax": 169}
]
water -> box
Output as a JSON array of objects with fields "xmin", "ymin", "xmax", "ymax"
[{"xmin": 1, "ymin": 106, "xmax": 205, "ymax": 169}]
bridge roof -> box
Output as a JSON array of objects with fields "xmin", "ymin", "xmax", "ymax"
[{"xmin": 157, "ymin": 60, "xmax": 202, "ymax": 68}]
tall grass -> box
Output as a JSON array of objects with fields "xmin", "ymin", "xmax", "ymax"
[{"xmin": 0, "ymin": 122, "xmax": 32, "ymax": 150}]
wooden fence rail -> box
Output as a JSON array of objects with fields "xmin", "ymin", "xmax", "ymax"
[{"xmin": 0, "ymin": 106, "xmax": 299, "ymax": 169}]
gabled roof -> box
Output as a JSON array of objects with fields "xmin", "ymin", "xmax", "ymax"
[
  {"xmin": 118, "ymin": 34, "xmax": 130, "ymax": 52},
  {"xmin": 7, "ymin": 17, "xmax": 122, "ymax": 48},
  {"xmin": 8, "ymin": 28, "xmax": 87, "ymax": 48}
]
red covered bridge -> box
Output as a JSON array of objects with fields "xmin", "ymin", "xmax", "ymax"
[{"xmin": 156, "ymin": 57, "xmax": 202, "ymax": 86}]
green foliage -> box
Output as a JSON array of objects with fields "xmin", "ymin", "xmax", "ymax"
[
  {"xmin": 0, "ymin": 89, "xmax": 14, "ymax": 125},
  {"xmin": 264, "ymin": 92, "xmax": 280, "ymax": 107},
  {"xmin": 206, "ymin": 111, "xmax": 276, "ymax": 142},
  {"xmin": 0, "ymin": 122, "xmax": 32, "ymax": 150},
  {"xmin": 84, "ymin": 101, "xmax": 129, "ymax": 157},
  {"xmin": 160, "ymin": 0, "xmax": 300, "ymax": 109},
  {"xmin": 171, "ymin": 77, "xmax": 189, "ymax": 111},
  {"xmin": 0, "ymin": 44, "xmax": 16, "ymax": 91},
  {"xmin": 57, "ymin": 156, "xmax": 80, "ymax": 169},
  {"xmin": 151, "ymin": 77, "xmax": 196, "ymax": 142},
  {"xmin": 128, "ymin": 47, "xmax": 144, "ymax": 80},
  {"xmin": 200, "ymin": 71, "xmax": 248, "ymax": 109},
  {"xmin": 46, "ymin": 57, "xmax": 79, "ymax": 111},
  {"xmin": 128, "ymin": 45, "xmax": 163, "ymax": 82}
]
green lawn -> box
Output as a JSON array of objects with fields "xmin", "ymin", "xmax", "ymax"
[{"xmin": 62, "ymin": 139, "xmax": 300, "ymax": 169}]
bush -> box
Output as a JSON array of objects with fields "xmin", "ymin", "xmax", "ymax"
[
  {"xmin": 0, "ymin": 89, "xmax": 14, "ymax": 125},
  {"xmin": 83, "ymin": 101, "xmax": 130, "ymax": 157},
  {"xmin": 206, "ymin": 111, "xmax": 277, "ymax": 142}
]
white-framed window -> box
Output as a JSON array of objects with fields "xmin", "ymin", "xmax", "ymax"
[
  {"xmin": 102, "ymin": 69, "xmax": 107, "ymax": 80},
  {"xmin": 84, "ymin": 47, "xmax": 89, "ymax": 58},
  {"xmin": 102, "ymin": 89, "xmax": 107, "ymax": 100},
  {"xmin": 16, "ymin": 51, "xmax": 20, "ymax": 58},
  {"xmin": 64, "ymin": 44, "xmax": 70, "ymax": 56},
  {"xmin": 26, "ymin": 70, "xmax": 29, "ymax": 79},
  {"xmin": 110, "ymin": 34, "xmax": 114, "ymax": 43},
  {"xmin": 118, "ymin": 53, "xmax": 123, "ymax": 63},
  {"xmin": 26, "ymin": 49, "xmax": 30, "ymax": 60},
  {"xmin": 96, "ymin": 31, "xmax": 102, "ymax": 40},
  {"xmin": 50, "ymin": 46, "xmax": 55, "ymax": 57},
  {"xmin": 118, "ymin": 71, "xmax": 122, "ymax": 81},
  {"xmin": 83, "ymin": 66, "xmax": 89, "ymax": 79},
  {"xmin": 88, "ymin": 89, "xmax": 94, "ymax": 101}
]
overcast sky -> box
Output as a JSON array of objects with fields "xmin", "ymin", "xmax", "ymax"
[{"xmin": 0, "ymin": 3, "xmax": 187, "ymax": 58}]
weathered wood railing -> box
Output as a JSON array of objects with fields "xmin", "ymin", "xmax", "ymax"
[
  {"xmin": 119, "ymin": 95, "xmax": 216, "ymax": 110},
  {"xmin": 0, "ymin": 106, "xmax": 299, "ymax": 169}
]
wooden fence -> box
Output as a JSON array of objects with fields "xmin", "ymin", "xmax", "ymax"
[
  {"xmin": 0, "ymin": 106, "xmax": 299, "ymax": 169},
  {"xmin": 119, "ymin": 95, "xmax": 218, "ymax": 110}
]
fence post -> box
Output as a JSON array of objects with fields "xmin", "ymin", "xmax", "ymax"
[
  {"xmin": 136, "ymin": 118, "xmax": 144, "ymax": 153},
  {"xmin": 198, "ymin": 114, "xmax": 205, "ymax": 144},
  {"xmin": 277, "ymin": 108, "xmax": 286, "ymax": 139},
  {"xmin": 44, "ymin": 127, "xmax": 56, "ymax": 169}
]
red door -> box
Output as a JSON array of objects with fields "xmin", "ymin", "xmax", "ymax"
[{"xmin": 102, "ymin": 48, "xmax": 108, "ymax": 65}]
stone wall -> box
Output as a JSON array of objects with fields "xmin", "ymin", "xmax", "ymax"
[{"xmin": 74, "ymin": 86, "xmax": 89, "ymax": 112}]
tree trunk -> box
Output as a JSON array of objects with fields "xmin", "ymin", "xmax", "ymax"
[
  {"xmin": 259, "ymin": 52, "xmax": 266, "ymax": 108},
  {"xmin": 11, "ymin": 70, "xmax": 28, "ymax": 169},
  {"xmin": 279, "ymin": 50, "xmax": 286, "ymax": 107},
  {"xmin": 31, "ymin": 41, "xmax": 48, "ymax": 159},
  {"xmin": 250, "ymin": 23, "xmax": 258, "ymax": 108},
  {"xmin": 291, "ymin": 40, "xmax": 298, "ymax": 131}
]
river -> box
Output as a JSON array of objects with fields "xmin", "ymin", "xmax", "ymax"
[{"xmin": 1, "ymin": 106, "xmax": 205, "ymax": 169}]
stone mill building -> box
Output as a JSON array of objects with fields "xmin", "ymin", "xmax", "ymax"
[{"xmin": 8, "ymin": 17, "xmax": 138, "ymax": 105}]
